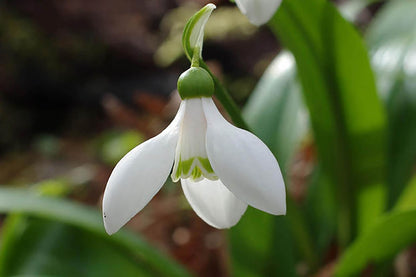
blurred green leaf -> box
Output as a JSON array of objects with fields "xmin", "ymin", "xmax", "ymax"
[
  {"xmin": 230, "ymin": 52, "xmax": 310, "ymax": 276},
  {"xmin": 366, "ymin": 0, "xmax": 416, "ymax": 208},
  {"xmin": 0, "ymin": 215, "xmax": 153, "ymax": 277},
  {"xmin": 230, "ymin": 210, "xmax": 296, "ymax": 277},
  {"xmin": 334, "ymin": 208, "xmax": 416, "ymax": 276},
  {"xmin": 304, "ymin": 165, "xmax": 337, "ymax": 260},
  {"xmin": 335, "ymin": 175, "xmax": 416, "ymax": 275},
  {"xmin": 394, "ymin": 176, "xmax": 416, "ymax": 212},
  {"xmin": 0, "ymin": 187, "xmax": 190, "ymax": 277},
  {"xmin": 243, "ymin": 51, "xmax": 307, "ymax": 168},
  {"xmin": 270, "ymin": 0, "xmax": 387, "ymax": 244},
  {"xmin": 97, "ymin": 130, "xmax": 144, "ymax": 166},
  {"xmin": 34, "ymin": 179, "xmax": 72, "ymax": 197}
]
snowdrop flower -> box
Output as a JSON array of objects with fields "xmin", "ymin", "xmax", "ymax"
[
  {"xmin": 235, "ymin": 0, "xmax": 282, "ymax": 26},
  {"xmin": 102, "ymin": 67, "xmax": 286, "ymax": 234},
  {"xmin": 102, "ymin": 3, "xmax": 285, "ymax": 235}
]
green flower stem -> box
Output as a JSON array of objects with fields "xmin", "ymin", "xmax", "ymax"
[
  {"xmin": 200, "ymin": 60, "xmax": 250, "ymax": 131},
  {"xmin": 287, "ymin": 197, "xmax": 318, "ymax": 271}
]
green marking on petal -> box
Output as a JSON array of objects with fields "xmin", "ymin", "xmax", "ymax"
[
  {"xmin": 191, "ymin": 167, "xmax": 202, "ymax": 180},
  {"xmin": 174, "ymin": 160, "xmax": 182, "ymax": 180},
  {"xmin": 171, "ymin": 156, "xmax": 217, "ymax": 182},
  {"xmin": 198, "ymin": 157, "xmax": 214, "ymax": 174},
  {"xmin": 181, "ymin": 158, "xmax": 194, "ymax": 175}
]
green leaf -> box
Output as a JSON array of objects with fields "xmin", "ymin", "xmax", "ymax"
[
  {"xmin": 243, "ymin": 51, "xmax": 307, "ymax": 168},
  {"xmin": 270, "ymin": 0, "xmax": 387, "ymax": 244},
  {"xmin": 304, "ymin": 165, "xmax": 337, "ymax": 261},
  {"xmin": 98, "ymin": 130, "xmax": 144, "ymax": 166},
  {"xmin": 0, "ymin": 215, "xmax": 153, "ymax": 277},
  {"xmin": 230, "ymin": 51, "xmax": 312, "ymax": 276},
  {"xmin": 394, "ymin": 176, "xmax": 416, "ymax": 212},
  {"xmin": 366, "ymin": 0, "xmax": 416, "ymax": 208},
  {"xmin": 334, "ymin": 209, "xmax": 416, "ymax": 276},
  {"xmin": 230, "ymin": 209, "xmax": 297, "ymax": 277},
  {"xmin": 0, "ymin": 187, "xmax": 190, "ymax": 277}
]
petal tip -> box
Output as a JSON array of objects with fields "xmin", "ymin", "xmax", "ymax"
[
  {"xmin": 206, "ymin": 3, "xmax": 216, "ymax": 10},
  {"xmin": 266, "ymin": 194, "xmax": 287, "ymax": 216},
  {"xmin": 103, "ymin": 216, "xmax": 120, "ymax": 235}
]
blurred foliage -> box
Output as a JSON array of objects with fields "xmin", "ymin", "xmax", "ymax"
[
  {"xmin": 232, "ymin": 0, "xmax": 416, "ymax": 276},
  {"xmin": 0, "ymin": 215, "xmax": 154, "ymax": 277},
  {"xmin": 231, "ymin": 52, "xmax": 308, "ymax": 276},
  {"xmin": 96, "ymin": 130, "xmax": 144, "ymax": 166},
  {"xmin": 272, "ymin": 0, "xmax": 387, "ymax": 242},
  {"xmin": 0, "ymin": 187, "xmax": 190, "ymax": 277},
  {"xmin": 367, "ymin": 0, "xmax": 416, "ymax": 208}
]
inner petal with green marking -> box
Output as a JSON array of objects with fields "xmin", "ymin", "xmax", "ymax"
[
  {"xmin": 171, "ymin": 98, "xmax": 217, "ymax": 182},
  {"xmin": 172, "ymin": 156, "xmax": 217, "ymax": 182}
]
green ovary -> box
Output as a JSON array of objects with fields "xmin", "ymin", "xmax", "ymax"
[{"xmin": 172, "ymin": 156, "xmax": 217, "ymax": 182}]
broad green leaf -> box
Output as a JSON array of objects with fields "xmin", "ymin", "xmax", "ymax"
[
  {"xmin": 366, "ymin": 0, "xmax": 416, "ymax": 208},
  {"xmin": 230, "ymin": 209, "xmax": 296, "ymax": 277},
  {"xmin": 334, "ymin": 176, "xmax": 416, "ymax": 275},
  {"xmin": 0, "ymin": 215, "xmax": 152, "ymax": 277},
  {"xmin": 243, "ymin": 51, "xmax": 307, "ymax": 168},
  {"xmin": 0, "ymin": 187, "xmax": 190, "ymax": 277},
  {"xmin": 230, "ymin": 52, "xmax": 311, "ymax": 276},
  {"xmin": 270, "ymin": 0, "xmax": 387, "ymax": 244},
  {"xmin": 334, "ymin": 209, "xmax": 416, "ymax": 276}
]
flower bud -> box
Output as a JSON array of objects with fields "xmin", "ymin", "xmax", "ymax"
[{"xmin": 177, "ymin": 67, "xmax": 214, "ymax": 99}]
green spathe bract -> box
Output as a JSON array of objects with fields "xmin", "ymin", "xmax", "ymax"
[{"xmin": 177, "ymin": 67, "xmax": 214, "ymax": 99}]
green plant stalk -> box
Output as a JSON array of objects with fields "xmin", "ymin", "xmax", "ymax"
[
  {"xmin": 287, "ymin": 198, "xmax": 318, "ymax": 271},
  {"xmin": 268, "ymin": 2, "xmax": 355, "ymax": 249},
  {"xmin": 200, "ymin": 60, "xmax": 250, "ymax": 131}
]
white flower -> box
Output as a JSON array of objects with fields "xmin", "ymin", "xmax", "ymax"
[
  {"xmin": 102, "ymin": 3, "xmax": 286, "ymax": 235},
  {"xmin": 235, "ymin": 0, "xmax": 282, "ymax": 26},
  {"xmin": 102, "ymin": 97, "xmax": 286, "ymax": 234}
]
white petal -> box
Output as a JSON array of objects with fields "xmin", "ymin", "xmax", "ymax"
[
  {"xmin": 235, "ymin": 0, "xmax": 282, "ymax": 26},
  {"xmin": 202, "ymin": 98, "xmax": 286, "ymax": 215},
  {"xmin": 172, "ymin": 98, "xmax": 217, "ymax": 182},
  {"xmin": 102, "ymin": 102, "xmax": 185, "ymax": 235},
  {"xmin": 181, "ymin": 178, "xmax": 247, "ymax": 229}
]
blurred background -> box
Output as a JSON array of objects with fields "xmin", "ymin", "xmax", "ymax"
[{"xmin": 0, "ymin": 0, "xmax": 415, "ymax": 276}]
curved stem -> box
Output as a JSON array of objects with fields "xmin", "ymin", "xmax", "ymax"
[{"xmin": 200, "ymin": 60, "xmax": 250, "ymax": 131}]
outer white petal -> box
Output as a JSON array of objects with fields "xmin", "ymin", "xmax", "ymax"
[
  {"xmin": 235, "ymin": 0, "xmax": 282, "ymax": 26},
  {"xmin": 202, "ymin": 98, "xmax": 286, "ymax": 215},
  {"xmin": 181, "ymin": 178, "xmax": 247, "ymax": 229},
  {"xmin": 102, "ymin": 102, "xmax": 185, "ymax": 235}
]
